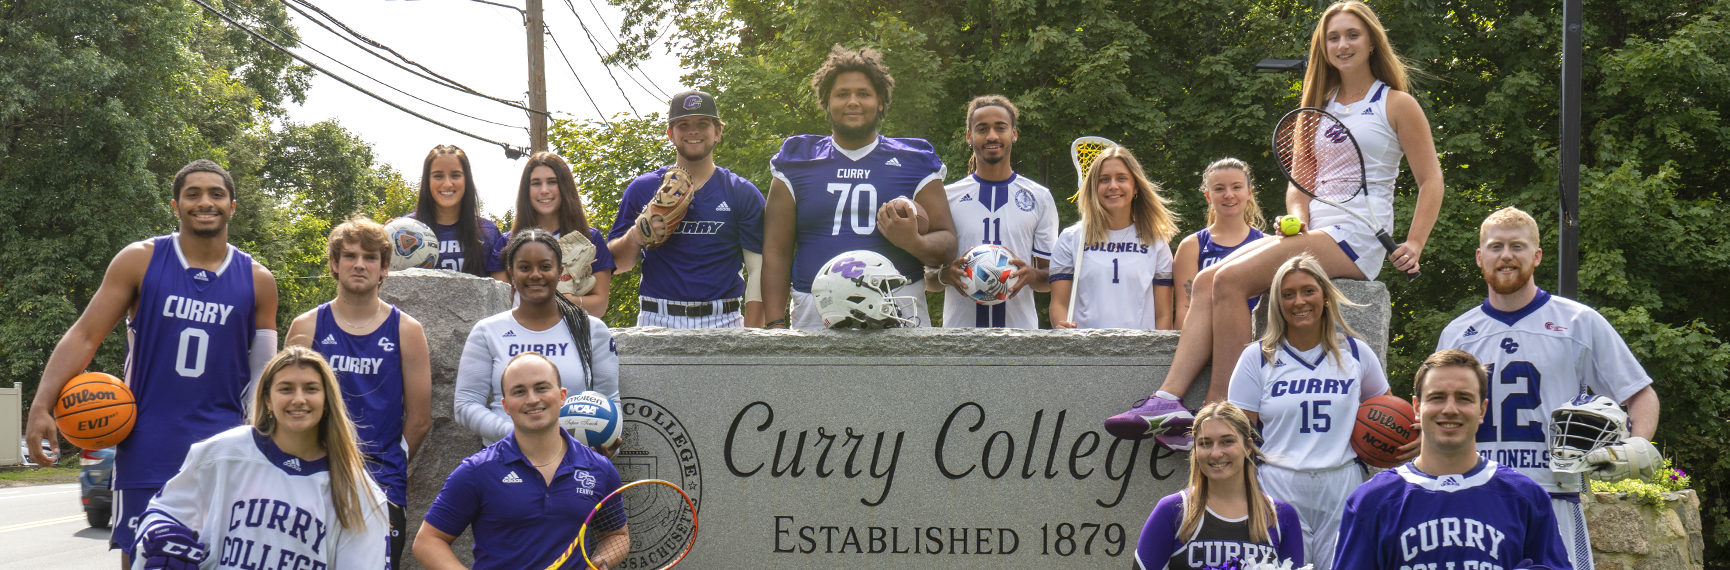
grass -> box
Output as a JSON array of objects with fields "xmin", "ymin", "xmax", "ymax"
[{"xmin": 0, "ymin": 464, "xmax": 84, "ymax": 487}]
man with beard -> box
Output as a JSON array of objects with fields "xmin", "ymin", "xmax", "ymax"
[
  {"xmin": 22, "ymin": 159, "xmax": 280, "ymax": 567},
  {"xmin": 927, "ymin": 95, "xmax": 1057, "ymax": 328},
  {"xmin": 608, "ymin": 90, "xmax": 768, "ymax": 327},
  {"xmin": 762, "ymin": 45, "xmax": 956, "ymax": 329},
  {"xmin": 1433, "ymin": 206, "xmax": 1660, "ymax": 570},
  {"xmin": 285, "ymin": 216, "xmax": 432, "ymax": 569}
]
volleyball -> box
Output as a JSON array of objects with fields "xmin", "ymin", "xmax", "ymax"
[{"xmin": 559, "ymin": 391, "xmax": 622, "ymax": 448}]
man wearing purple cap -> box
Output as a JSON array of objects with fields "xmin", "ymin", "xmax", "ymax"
[{"xmin": 607, "ymin": 90, "xmax": 767, "ymax": 327}]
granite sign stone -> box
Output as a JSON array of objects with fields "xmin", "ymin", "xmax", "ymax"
[{"xmin": 382, "ymin": 270, "xmax": 1389, "ymax": 569}]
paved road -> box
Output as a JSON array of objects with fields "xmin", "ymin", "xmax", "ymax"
[{"xmin": 0, "ymin": 484, "xmax": 114, "ymax": 570}]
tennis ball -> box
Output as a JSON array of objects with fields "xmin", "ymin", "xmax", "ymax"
[{"xmin": 1278, "ymin": 215, "xmax": 1303, "ymax": 236}]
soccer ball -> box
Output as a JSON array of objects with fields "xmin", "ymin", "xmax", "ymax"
[
  {"xmin": 384, "ymin": 217, "xmax": 438, "ymax": 271},
  {"xmin": 961, "ymin": 244, "xmax": 1017, "ymax": 305},
  {"xmin": 559, "ymin": 391, "xmax": 622, "ymax": 448}
]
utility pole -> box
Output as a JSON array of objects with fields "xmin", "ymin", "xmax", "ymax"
[
  {"xmin": 526, "ymin": 0, "xmax": 548, "ymax": 153},
  {"xmin": 1558, "ymin": 0, "xmax": 1582, "ymax": 298}
]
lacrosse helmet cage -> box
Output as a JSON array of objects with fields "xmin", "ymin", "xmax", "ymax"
[
  {"xmin": 812, "ymin": 250, "xmax": 916, "ymax": 329},
  {"xmin": 1549, "ymin": 393, "xmax": 1630, "ymax": 474}
]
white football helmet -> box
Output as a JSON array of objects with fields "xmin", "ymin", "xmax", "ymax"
[
  {"xmin": 812, "ymin": 251, "xmax": 916, "ymax": 329},
  {"xmin": 1549, "ymin": 394, "xmax": 1630, "ymax": 474}
]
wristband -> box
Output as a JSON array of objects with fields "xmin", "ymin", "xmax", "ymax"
[{"xmin": 765, "ymin": 318, "xmax": 788, "ymax": 329}]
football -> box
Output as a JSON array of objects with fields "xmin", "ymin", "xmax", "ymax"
[
  {"xmin": 384, "ymin": 217, "xmax": 439, "ymax": 271},
  {"xmin": 961, "ymin": 244, "xmax": 1017, "ymax": 305},
  {"xmin": 888, "ymin": 196, "xmax": 929, "ymax": 234},
  {"xmin": 559, "ymin": 391, "xmax": 622, "ymax": 448}
]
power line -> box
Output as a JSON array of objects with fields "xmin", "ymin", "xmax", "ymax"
[
  {"xmin": 191, "ymin": 0, "xmax": 529, "ymax": 158},
  {"xmin": 544, "ymin": 27, "xmax": 614, "ymax": 125},
  {"xmin": 281, "ymin": 0, "xmax": 549, "ymax": 117},
  {"xmin": 235, "ymin": 3, "xmax": 526, "ymax": 131},
  {"xmin": 579, "ymin": 0, "xmax": 671, "ymax": 99},
  {"xmin": 559, "ymin": 0, "xmax": 656, "ymax": 108}
]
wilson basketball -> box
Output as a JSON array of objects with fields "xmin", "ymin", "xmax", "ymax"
[
  {"xmin": 1352, "ymin": 394, "xmax": 1417, "ymax": 468},
  {"xmin": 53, "ymin": 372, "xmax": 136, "ymax": 450}
]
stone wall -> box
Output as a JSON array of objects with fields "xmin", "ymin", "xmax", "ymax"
[
  {"xmin": 1587, "ymin": 490, "xmax": 1706, "ymax": 570},
  {"xmin": 380, "ymin": 271, "xmax": 1389, "ymax": 569}
]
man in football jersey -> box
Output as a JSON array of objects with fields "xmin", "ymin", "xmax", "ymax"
[
  {"xmin": 608, "ymin": 90, "xmax": 767, "ymax": 328},
  {"xmin": 22, "ymin": 159, "xmax": 280, "ymax": 566},
  {"xmin": 762, "ymin": 45, "xmax": 956, "ymax": 329},
  {"xmin": 927, "ymin": 95, "xmax": 1058, "ymax": 329},
  {"xmin": 285, "ymin": 216, "xmax": 432, "ymax": 569},
  {"xmin": 1431, "ymin": 206, "xmax": 1660, "ymax": 570},
  {"xmin": 417, "ymin": 353, "xmax": 627, "ymax": 570},
  {"xmin": 1335, "ymin": 349, "xmax": 1572, "ymax": 569}
]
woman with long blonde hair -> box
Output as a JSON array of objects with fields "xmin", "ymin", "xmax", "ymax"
[
  {"xmin": 1106, "ymin": 0, "xmax": 1443, "ymax": 453},
  {"xmin": 127, "ymin": 346, "xmax": 387, "ymax": 570},
  {"xmin": 1224, "ymin": 254, "xmax": 1391, "ymax": 570},
  {"xmin": 1049, "ymin": 145, "xmax": 1180, "ymax": 329},
  {"xmin": 1135, "ymin": 401, "xmax": 1303, "ymax": 569}
]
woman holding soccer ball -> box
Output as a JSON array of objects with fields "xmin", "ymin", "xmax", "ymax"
[
  {"xmin": 1106, "ymin": 0, "xmax": 1444, "ymax": 452},
  {"xmin": 1225, "ymin": 254, "xmax": 1390, "ymax": 570},
  {"xmin": 128, "ymin": 346, "xmax": 388, "ymax": 570},
  {"xmin": 1048, "ymin": 145, "xmax": 1180, "ymax": 329},
  {"xmin": 454, "ymin": 229, "xmax": 621, "ymax": 452},
  {"xmin": 1173, "ymin": 158, "xmax": 1269, "ymax": 329},
  {"xmin": 1135, "ymin": 401, "xmax": 1305, "ymax": 569}
]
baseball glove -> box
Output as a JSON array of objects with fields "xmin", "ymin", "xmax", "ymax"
[
  {"xmin": 635, "ymin": 165, "xmax": 695, "ymax": 249},
  {"xmin": 557, "ymin": 231, "xmax": 598, "ymax": 297}
]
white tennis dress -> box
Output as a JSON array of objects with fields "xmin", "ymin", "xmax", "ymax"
[{"xmin": 1311, "ymin": 79, "xmax": 1402, "ymax": 280}]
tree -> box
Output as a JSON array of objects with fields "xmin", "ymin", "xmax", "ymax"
[{"xmin": 0, "ymin": 0, "xmax": 307, "ymax": 399}]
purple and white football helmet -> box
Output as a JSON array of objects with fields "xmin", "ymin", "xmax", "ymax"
[{"xmin": 812, "ymin": 250, "xmax": 916, "ymax": 329}]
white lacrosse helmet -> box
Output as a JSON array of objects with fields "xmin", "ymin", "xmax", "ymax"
[
  {"xmin": 812, "ymin": 251, "xmax": 916, "ymax": 329},
  {"xmin": 1549, "ymin": 394, "xmax": 1631, "ymax": 474}
]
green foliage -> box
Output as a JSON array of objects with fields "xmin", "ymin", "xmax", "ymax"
[
  {"xmin": 547, "ymin": 113, "xmax": 674, "ymax": 328},
  {"xmin": 1592, "ymin": 457, "xmax": 1694, "ymax": 506},
  {"xmin": 0, "ymin": 0, "xmax": 306, "ymax": 402},
  {"xmin": 600, "ymin": 0, "xmax": 1730, "ymax": 556}
]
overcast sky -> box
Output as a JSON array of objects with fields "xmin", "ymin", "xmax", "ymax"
[{"xmin": 284, "ymin": 0, "xmax": 688, "ymax": 217}]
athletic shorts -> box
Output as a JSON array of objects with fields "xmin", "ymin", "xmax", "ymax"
[
  {"xmin": 789, "ymin": 283, "xmax": 930, "ymax": 330},
  {"xmin": 1258, "ymin": 462, "xmax": 1365, "ymax": 570},
  {"xmin": 110, "ymin": 487, "xmax": 161, "ymax": 554},
  {"xmin": 1553, "ymin": 496, "xmax": 1594, "ymax": 570},
  {"xmin": 1313, "ymin": 218, "xmax": 1386, "ymax": 281}
]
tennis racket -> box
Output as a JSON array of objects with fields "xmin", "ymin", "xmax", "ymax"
[
  {"xmin": 1066, "ymin": 136, "xmax": 1117, "ymax": 323},
  {"xmin": 1272, "ymin": 107, "xmax": 1418, "ymax": 280},
  {"xmin": 542, "ymin": 479, "xmax": 698, "ymax": 570}
]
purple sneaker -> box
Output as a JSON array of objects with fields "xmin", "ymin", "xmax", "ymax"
[
  {"xmin": 1104, "ymin": 397, "xmax": 1194, "ymax": 441},
  {"xmin": 1155, "ymin": 432, "xmax": 1194, "ymax": 452}
]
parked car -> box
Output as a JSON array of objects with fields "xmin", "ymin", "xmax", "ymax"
[{"xmin": 80, "ymin": 447, "xmax": 114, "ymax": 528}]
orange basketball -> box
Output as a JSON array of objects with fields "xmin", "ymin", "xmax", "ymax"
[
  {"xmin": 1352, "ymin": 394, "xmax": 1418, "ymax": 468},
  {"xmin": 53, "ymin": 372, "xmax": 136, "ymax": 450}
]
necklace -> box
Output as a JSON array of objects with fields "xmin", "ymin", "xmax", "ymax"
[
  {"xmin": 1337, "ymin": 84, "xmax": 1373, "ymax": 114},
  {"xmin": 529, "ymin": 450, "xmax": 563, "ymax": 467},
  {"xmin": 338, "ymin": 301, "xmax": 384, "ymax": 331}
]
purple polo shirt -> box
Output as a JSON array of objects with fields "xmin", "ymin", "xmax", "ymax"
[{"xmin": 423, "ymin": 428, "xmax": 624, "ymax": 570}]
